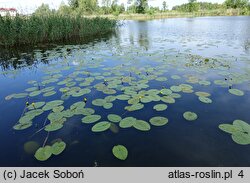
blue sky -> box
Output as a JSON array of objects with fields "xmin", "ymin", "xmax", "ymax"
[{"xmin": 0, "ymin": 0, "xmax": 225, "ymax": 13}]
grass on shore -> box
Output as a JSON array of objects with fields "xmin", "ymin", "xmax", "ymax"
[
  {"xmin": 97, "ymin": 8, "xmax": 250, "ymax": 20},
  {"xmin": 0, "ymin": 14, "xmax": 117, "ymax": 47}
]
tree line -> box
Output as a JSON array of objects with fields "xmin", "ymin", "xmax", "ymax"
[{"xmin": 34, "ymin": 0, "xmax": 250, "ymax": 16}]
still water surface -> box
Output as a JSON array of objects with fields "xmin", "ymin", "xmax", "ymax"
[{"xmin": 0, "ymin": 16, "xmax": 250, "ymax": 166}]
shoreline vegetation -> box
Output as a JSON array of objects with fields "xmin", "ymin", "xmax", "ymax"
[
  {"xmin": 0, "ymin": 15, "xmax": 117, "ymax": 47},
  {"xmin": 0, "ymin": 0, "xmax": 249, "ymax": 47},
  {"xmin": 90, "ymin": 9, "xmax": 250, "ymax": 20}
]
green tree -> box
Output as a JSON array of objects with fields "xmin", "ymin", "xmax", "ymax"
[
  {"xmin": 224, "ymin": 0, "xmax": 249, "ymax": 9},
  {"xmin": 34, "ymin": 3, "xmax": 52, "ymax": 15},
  {"xmin": 135, "ymin": 0, "xmax": 148, "ymax": 13},
  {"xmin": 188, "ymin": 0, "xmax": 199, "ymax": 12},
  {"xmin": 70, "ymin": 0, "xmax": 97, "ymax": 14},
  {"xmin": 162, "ymin": 1, "xmax": 167, "ymax": 11},
  {"xmin": 69, "ymin": 0, "xmax": 79, "ymax": 9}
]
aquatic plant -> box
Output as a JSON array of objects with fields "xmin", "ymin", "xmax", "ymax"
[{"xmin": 0, "ymin": 14, "xmax": 117, "ymax": 47}]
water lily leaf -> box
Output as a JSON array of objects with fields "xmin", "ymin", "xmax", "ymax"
[
  {"xmin": 51, "ymin": 141, "xmax": 66, "ymax": 155},
  {"xmin": 42, "ymin": 100, "xmax": 64, "ymax": 111},
  {"xmin": 80, "ymin": 108, "xmax": 95, "ymax": 116},
  {"xmin": 25, "ymin": 109, "xmax": 44, "ymax": 118},
  {"xmin": 232, "ymin": 132, "xmax": 250, "ymax": 145},
  {"xmin": 48, "ymin": 112, "xmax": 63, "ymax": 122},
  {"xmin": 219, "ymin": 124, "xmax": 241, "ymax": 134},
  {"xmin": 160, "ymin": 89, "xmax": 172, "ymax": 95},
  {"xmin": 104, "ymin": 96, "xmax": 116, "ymax": 102},
  {"xmin": 92, "ymin": 121, "xmax": 111, "ymax": 132},
  {"xmin": 29, "ymin": 90, "xmax": 42, "ymax": 97},
  {"xmin": 107, "ymin": 114, "xmax": 122, "ymax": 123},
  {"xmin": 233, "ymin": 120, "xmax": 250, "ymax": 133},
  {"xmin": 52, "ymin": 106, "xmax": 64, "ymax": 113},
  {"xmin": 27, "ymin": 102, "xmax": 45, "ymax": 110},
  {"xmin": 92, "ymin": 99, "xmax": 106, "ymax": 106},
  {"xmin": 119, "ymin": 117, "xmax": 136, "ymax": 128},
  {"xmin": 140, "ymin": 96, "xmax": 152, "ymax": 103},
  {"xmin": 161, "ymin": 96, "xmax": 175, "ymax": 104},
  {"xmin": 12, "ymin": 93, "xmax": 28, "ymax": 98},
  {"xmin": 133, "ymin": 120, "xmax": 151, "ymax": 131},
  {"xmin": 25, "ymin": 87, "xmax": 38, "ymax": 92},
  {"xmin": 41, "ymin": 86, "xmax": 55, "ymax": 93},
  {"xmin": 13, "ymin": 122, "xmax": 32, "ymax": 130},
  {"xmin": 34, "ymin": 146, "xmax": 52, "ymax": 161},
  {"xmin": 198, "ymin": 97, "xmax": 212, "ymax": 104},
  {"xmin": 125, "ymin": 103, "xmax": 144, "ymax": 111},
  {"xmin": 219, "ymin": 120, "xmax": 250, "ymax": 145},
  {"xmin": 228, "ymin": 89, "xmax": 244, "ymax": 96},
  {"xmin": 171, "ymin": 75, "xmax": 181, "ymax": 79},
  {"xmin": 199, "ymin": 80, "xmax": 211, "ymax": 86},
  {"xmin": 183, "ymin": 111, "xmax": 198, "ymax": 121},
  {"xmin": 103, "ymin": 102, "xmax": 113, "ymax": 109},
  {"xmin": 70, "ymin": 101, "xmax": 86, "ymax": 110},
  {"xmin": 153, "ymin": 104, "xmax": 168, "ymax": 111},
  {"xmin": 170, "ymin": 86, "xmax": 182, "ymax": 92},
  {"xmin": 45, "ymin": 123, "xmax": 63, "ymax": 132},
  {"xmin": 82, "ymin": 115, "xmax": 101, "ymax": 124},
  {"xmin": 149, "ymin": 116, "xmax": 168, "ymax": 126},
  {"xmin": 116, "ymin": 94, "xmax": 131, "ymax": 100},
  {"xmin": 43, "ymin": 91, "xmax": 56, "ymax": 97},
  {"xmin": 19, "ymin": 115, "xmax": 34, "ymax": 124},
  {"xmin": 112, "ymin": 145, "xmax": 128, "ymax": 160},
  {"xmin": 156, "ymin": 77, "xmax": 167, "ymax": 81},
  {"xmin": 195, "ymin": 92, "xmax": 211, "ymax": 97}
]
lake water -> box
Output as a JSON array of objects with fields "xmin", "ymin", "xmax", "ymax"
[{"xmin": 0, "ymin": 16, "xmax": 250, "ymax": 167}]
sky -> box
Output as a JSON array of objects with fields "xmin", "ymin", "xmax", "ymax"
[{"xmin": 0, "ymin": 0, "xmax": 225, "ymax": 13}]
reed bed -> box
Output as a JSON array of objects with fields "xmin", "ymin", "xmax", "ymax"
[{"xmin": 0, "ymin": 14, "xmax": 117, "ymax": 47}]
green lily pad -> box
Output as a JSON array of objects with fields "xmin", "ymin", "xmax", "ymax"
[
  {"xmin": 107, "ymin": 114, "xmax": 122, "ymax": 123},
  {"xmin": 112, "ymin": 145, "xmax": 128, "ymax": 160},
  {"xmin": 219, "ymin": 120, "xmax": 250, "ymax": 145},
  {"xmin": 27, "ymin": 102, "xmax": 45, "ymax": 110},
  {"xmin": 125, "ymin": 103, "xmax": 144, "ymax": 111},
  {"xmin": 170, "ymin": 86, "xmax": 182, "ymax": 92},
  {"xmin": 13, "ymin": 122, "xmax": 32, "ymax": 130},
  {"xmin": 82, "ymin": 115, "xmax": 101, "ymax": 124},
  {"xmin": 43, "ymin": 91, "xmax": 56, "ymax": 97},
  {"xmin": 133, "ymin": 120, "xmax": 151, "ymax": 131},
  {"xmin": 116, "ymin": 94, "xmax": 131, "ymax": 100},
  {"xmin": 92, "ymin": 99, "xmax": 106, "ymax": 106},
  {"xmin": 232, "ymin": 132, "xmax": 250, "ymax": 145},
  {"xmin": 29, "ymin": 90, "xmax": 42, "ymax": 97},
  {"xmin": 153, "ymin": 104, "xmax": 168, "ymax": 111},
  {"xmin": 183, "ymin": 111, "xmax": 198, "ymax": 121},
  {"xmin": 149, "ymin": 116, "xmax": 168, "ymax": 126},
  {"xmin": 45, "ymin": 123, "xmax": 64, "ymax": 132},
  {"xmin": 34, "ymin": 146, "xmax": 52, "ymax": 161},
  {"xmin": 219, "ymin": 124, "xmax": 241, "ymax": 134},
  {"xmin": 228, "ymin": 89, "xmax": 244, "ymax": 96},
  {"xmin": 103, "ymin": 102, "xmax": 113, "ymax": 109},
  {"xmin": 198, "ymin": 97, "xmax": 212, "ymax": 104},
  {"xmin": 195, "ymin": 92, "xmax": 211, "ymax": 97},
  {"xmin": 81, "ymin": 108, "xmax": 95, "ymax": 116},
  {"xmin": 51, "ymin": 141, "xmax": 66, "ymax": 155},
  {"xmin": 119, "ymin": 117, "xmax": 136, "ymax": 128},
  {"xmin": 92, "ymin": 121, "xmax": 111, "ymax": 132},
  {"xmin": 12, "ymin": 93, "xmax": 28, "ymax": 98},
  {"xmin": 19, "ymin": 115, "xmax": 34, "ymax": 124},
  {"xmin": 160, "ymin": 89, "xmax": 172, "ymax": 95},
  {"xmin": 52, "ymin": 106, "xmax": 64, "ymax": 113},
  {"xmin": 42, "ymin": 100, "xmax": 64, "ymax": 111}
]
